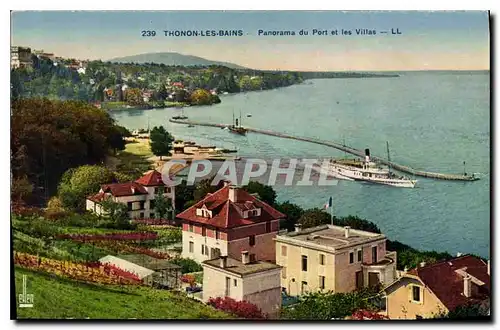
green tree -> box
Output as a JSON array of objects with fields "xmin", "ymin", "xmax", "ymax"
[
  {"xmin": 149, "ymin": 126, "xmax": 174, "ymax": 160},
  {"xmin": 242, "ymin": 181, "xmax": 277, "ymax": 206},
  {"xmin": 125, "ymin": 87, "xmax": 144, "ymax": 106},
  {"xmin": 11, "ymin": 175, "xmax": 34, "ymax": 204},
  {"xmin": 189, "ymin": 89, "xmax": 213, "ymax": 105},
  {"xmin": 275, "ymin": 201, "xmax": 304, "ymax": 231},
  {"xmin": 57, "ymin": 165, "xmax": 115, "ymax": 211},
  {"xmin": 281, "ymin": 287, "xmax": 379, "ymax": 320},
  {"xmin": 11, "ymin": 99, "xmax": 127, "ymax": 203},
  {"xmin": 113, "ymin": 171, "xmax": 135, "ymax": 183},
  {"xmin": 100, "ymin": 198, "xmax": 129, "ymax": 226},
  {"xmin": 107, "ymin": 125, "xmax": 130, "ymax": 154},
  {"xmin": 194, "ymin": 176, "xmax": 225, "ymax": 202},
  {"xmin": 250, "ymin": 76, "xmax": 263, "ymax": 90},
  {"xmin": 174, "ymin": 180, "xmax": 195, "ymax": 212},
  {"xmin": 336, "ymin": 215, "xmax": 381, "ymax": 234},
  {"xmin": 298, "ymin": 208, "xmax": 333, "ymax": 229},
  {"xmin": 157, "ymin": 84, "xmax": 169, "ymax": 101},
  {"xmin": 170, "ymin": 258, "xmax": 203, "ymax": 273},
  {"xmin": 434, "ymin": 303, "xmax": 490, "ymax": 319},
  {"xmin": 173, "ymin": 89, "xmax": 189, "ymax": 103},
  {"xmin": 153, "ymin": 186, "xmax": 173, "ymax": 219},
  {"xmin": 239, "ymin": 75, "xmax": 252, "ymax": 91}
]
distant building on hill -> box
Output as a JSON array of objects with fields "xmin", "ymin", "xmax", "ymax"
[
  {"xmin": 11, "ymin": 46, "xmax": 32, "ymax": 69},
  {"xmin": 33, "ymin": 49, "xmax": 55, "ymax": 61}
]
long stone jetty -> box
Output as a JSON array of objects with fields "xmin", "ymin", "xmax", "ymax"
[{"xmin": 169, "ymin": 119, "xmax": 479, "ymax": 181}]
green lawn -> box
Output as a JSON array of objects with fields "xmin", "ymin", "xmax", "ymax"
[
  {"xmin": 114, "ymin": 140, "xmax": 155, "ymax": 177},
  {"xmin": 101, "ymin": 101, "xmax": 127, "ymax": 110},
  {"xmin": 14, "ymin": 268, "xmax": 231, "ymax": 319}
]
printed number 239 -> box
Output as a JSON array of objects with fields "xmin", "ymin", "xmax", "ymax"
[{"xmin": 141, "ymin": 30, "xmax": 156, "ymax": 37}]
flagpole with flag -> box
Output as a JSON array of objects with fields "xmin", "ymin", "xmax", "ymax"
[{"xmin": 324, "ymin": 196, "xmax": 333, "ymax": 225}]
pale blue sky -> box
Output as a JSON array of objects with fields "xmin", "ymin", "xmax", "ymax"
[{"xmin": 11, "ymin": 11, "xmax": 490, "ymax": 71}]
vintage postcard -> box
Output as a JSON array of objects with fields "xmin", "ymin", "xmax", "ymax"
[{"xmin": 10, "ymin": 10, "xmax": 490, "ymax": 320}]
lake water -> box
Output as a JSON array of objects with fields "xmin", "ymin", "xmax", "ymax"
[{"xmin": 111, "ymin": 71, "xmax": 490, "ymax": 258}]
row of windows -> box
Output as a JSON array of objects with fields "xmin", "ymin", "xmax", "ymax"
[
  {"xmin": 188, "ymin": 225, "xmax": 221, "ymax": 240},
  {"xmin": 283, "ymin": 275, "xmax": 326, "ymax": 293},
  {"xmin": 154, "ymin": 187, "xmax": 172, "ymax": 194},
  {"xmin": 188, "ymin": 222, "xmax": 273, "ymax": 241},
  {"xmin": 188, "ymin": 241, "xmax": 221, "ymax": 257},
  {"xmin": 349, "ymin": 249, "xmax": 363, "ymax": 264},
  {"xmin": 349, "ymin": 246, "xmax": 378, "ymax": 264},
  {"xmin": 282, "ymin": 246, "xmax": 379, "ymax": 266},
  {"xmin": 282, "ymin": 268, "xmax": 327, "ymax": 290},
  {"xmin": 127, "ymin": 201, "xmax": 145, "ymax": 211},
  {"xmin": 295, "ymin": 247, "xmax": 377, "ymax": 272},
  {"xmin": 247, "ymin": 209, "xmax": 259, "ymax": 217},
  {"xmin": 282, "ymin": 247, "xmax": 327, "ymax": 266},
  {"xmin": 135, "ymin": 212, "xmax": 154, "ymax": 219},
  {"xmin": 127, "ymin": 201, "xmax": 165, "ymax": 214}
]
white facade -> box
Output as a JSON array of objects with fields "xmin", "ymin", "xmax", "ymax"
[
  {"xmin": 181, "ymin": 230, "xmax": 226, "ymax": 262},
  {"xmin": 202, "ymin": 260, "xmax": 282, "ymax": 318},
  {"xmin": 86, "ymin": 185, "xmax": 175, "ymax": 220}
]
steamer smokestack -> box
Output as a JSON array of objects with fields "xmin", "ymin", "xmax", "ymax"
[{"xmin": 365, "ymin": 148, "xmax": 370, "ymax": 163}]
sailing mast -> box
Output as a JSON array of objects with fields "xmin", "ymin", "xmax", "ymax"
[
  {"xmin": 386, "ymin": 141, "xmax": 392, "ymax": 175},
  {"xmin": 239, "ymin": 109, "xmax": 242, "ymax": 128},
  {"xmin": 232, "ymin": 109, "xmax": 235, "ymax": 127},
  {"xmin": 343, "ymin": 136, "xmax": 347, "ymax": 159}
]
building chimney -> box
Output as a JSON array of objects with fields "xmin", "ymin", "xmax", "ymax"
[
  {"xmin": 463, "ymin": 274, "xmax": 472, "ymax": 297},
  {"xmin": 294, "ymin": 223, "xmax": 302, "ymax": 233},
  {"xmin": 365, "ymin": 148, "xmax": 370, "ymax": 163},
  {"xmin": 344, "ymin": 226, "xmax": 351, "ymax": 238},
  {"xmin": 487, "ymin": 260, "xmax": 490, "ymax": 276},
  {"xmin": 228, "ymin": 185, "xmax": 237, "ymax": 202},
  {"xmin": 241, "ymin": 251, "xmax": 250, "ymax": 265},
  {"xmin": 219, "ymin": 256, "xmax": 228, "ymax": 269}
]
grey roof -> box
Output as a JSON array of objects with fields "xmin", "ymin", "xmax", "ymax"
[
  {"xmin": 275, "ymin": 224, "xmax": 384, "ymax": 251},
  {"xmin": 99, "ymin": 255, "xmax": 155, "ymax": 279},
  {"xmin": 117, "ymin": 254, "xmax": 181, "ymax": 271},
  {"xmin": 202, "ymin": 257, "xmax": 281, "ymax": 276}
]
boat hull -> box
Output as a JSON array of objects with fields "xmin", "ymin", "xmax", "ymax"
[
  {"xmin": 354, "ymin": 177, "xmax": 417, "ymax": 188},
  {"xmin": 311, "ymin": 164, "xmax": 355, "ymax": 181},
  {"xmin": 319, "ymin": 161, "xmax": 417, "ymax": 188}
]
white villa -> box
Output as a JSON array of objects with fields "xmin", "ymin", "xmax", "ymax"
[{"xmin": 86, "ymin": 170, "xmax": 175, "ymax": 219}]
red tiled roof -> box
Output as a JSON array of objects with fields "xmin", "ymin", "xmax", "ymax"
[
  {"xmin": 407, "ymin": 255, "xmax": 490, "ymax": 311},
  {"xmin": 100, "ymin": 182, "xmax": 148, "ymax": 197},
  {"xmin": 176, "ymin": 186, "xmax": 286, "ymax": 229},
  {"xmin": 135, "ymin": 170, "xmax": 165, "ymax": 187},
  {"xmin": 87, "ymin": 192, "xmax": 107, "ymax": 203}
]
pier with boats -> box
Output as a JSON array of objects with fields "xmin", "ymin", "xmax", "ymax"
[{"xmin": 168, "ymin": 118, "xmax": 480, "ymax": 183}]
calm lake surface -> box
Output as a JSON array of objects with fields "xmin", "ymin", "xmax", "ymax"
[{"xmin": 111, "ymin": 71, "xmax": 490, "ymax": 258}]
